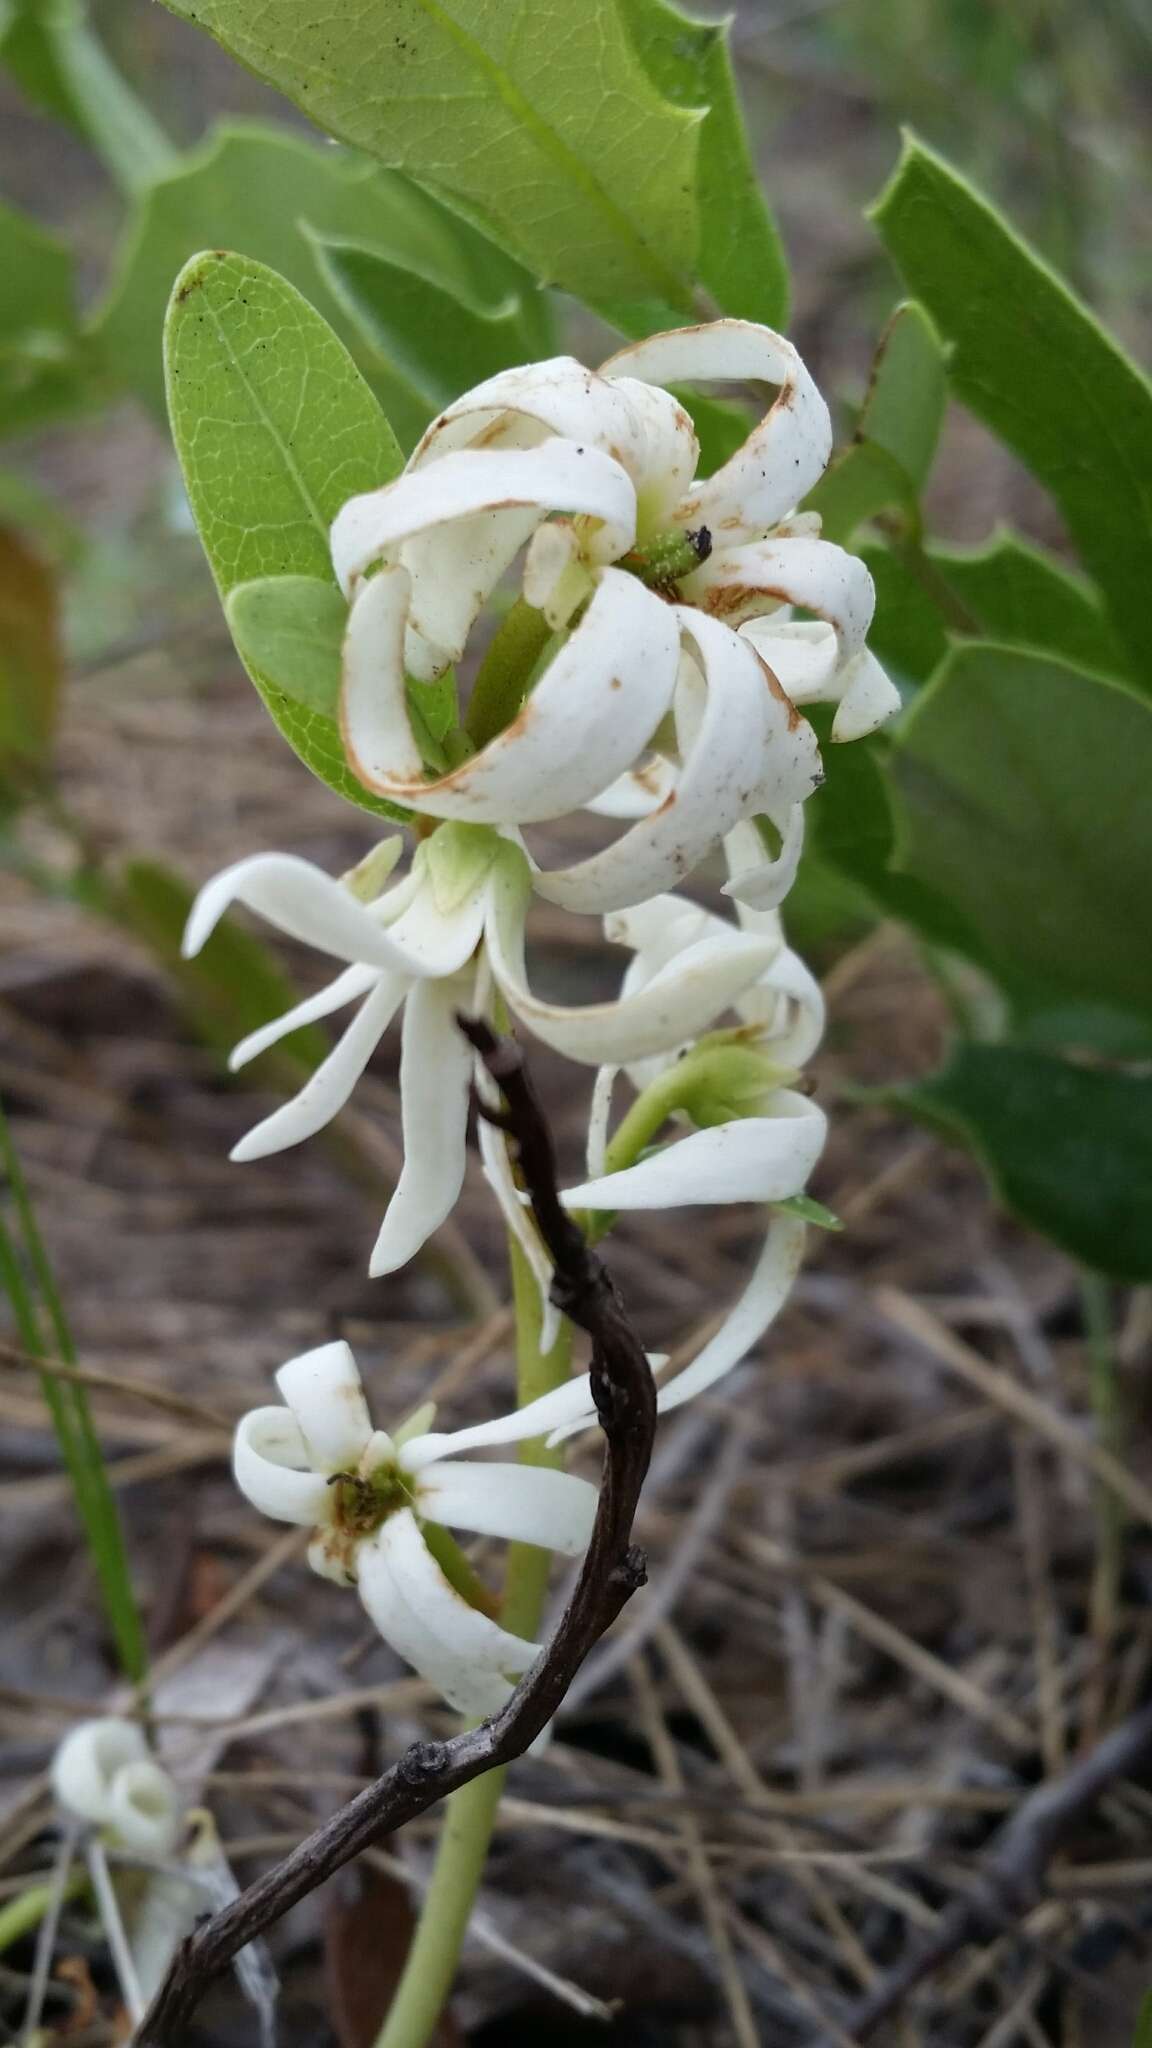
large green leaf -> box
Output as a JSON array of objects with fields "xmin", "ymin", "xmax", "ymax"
[
  {"xmin": 615, "ymin": 0, "xmax": 787, "ymax": 328},
  {"xmin": 893, "ymin": 643, "xmax": 1152, "ymax": 1033},
  {"xmin": 155, "ymin": 0, "xmax": 702, "ymax": 319},
  {"xmin": 809, "ymin": 301, "xmax": 945, "ymax": 545},
  {"xmin": 95, "ymin": 121, "xmax": 551, "ymax": 434},
  {"xmin": 895, "ymin": 1045, "xmax": 1152, "ymax": 1281},
  {"xmin": 163, "ymin": 248, "xmax": 407, "ymax": 818},
  {"xmin": 871, "ymin": 137, "xmax": 1152, "ymax": 691}
]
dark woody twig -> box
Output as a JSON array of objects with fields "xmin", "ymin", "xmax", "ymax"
[
  {"xmin": 137, "ymin": 1018, "xmax": 656, "ymax": 2044},
  {"xmin": 846, "ymin": 1695, "xmax": 1152, "ymax": 2040}
]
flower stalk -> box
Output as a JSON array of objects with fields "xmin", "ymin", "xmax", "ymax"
[{"xmin": 376, "ymin": 1239, "xmax": 573, "ymax": 2048}]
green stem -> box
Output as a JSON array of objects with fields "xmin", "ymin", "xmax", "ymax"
[
  {"xmin": 46, "ymin": 14, "xmax": 176, "ymax": 195},
  {"xmin": 464, "ymin": 600, "xmax": 554, "ymax": 752},
  {"xmin": 0, "ymin": 1870, "xmax": 86, "ymax": 1955},
  {"xmin": 375, "ymin": 1240, "xmax": 571, "ymax": 2048}
]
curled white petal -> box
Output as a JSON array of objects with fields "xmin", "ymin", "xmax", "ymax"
[
  {"xmin": 416, "ymin": 1459, "xmax": 598, "ymax": 1556},
  {"xmin": 275, "ymin": 1339, "xmax": 373, "ymax": 1475},
  {"xmin": 230, "ymin": 972, "xmax": 405, "ymax": 1163},
  {"xmin": 356, "ymin": 1510, "xmax": 539, "ymax": 1717},
  {"xmin": 232, "ymin": 1407, "xmax": 332, "ymax": 1526},
  {"xmin": 229, "ymin": 963, "xmax": 379, "ymax": 1072},
  {"xmin": 410, "ymin": 357, "xmax": 649, "ymax": 475},
  {"xmin": 368, "ymin": 975, "xmax": 473, "ymax": 1276},
  {"xmin": 183, "ymin": 853, "xmax": 445, "ymax": 976},
  {"xmin": 488, "ymin": 851, "xmax": 777, "ymax": 1064},
  {"xmin": 533, "ymin": 612, "xmax": 820, "ymax": 914},
  {"xmin": 563, "ymin": 1094, "xmax": 827, "ymax": 1210},
  {"xmin": 721, "ymin": 533, "xmax": 872, "ymax": 647},
  {"xmin": 331, "ymin": 440, "xmax": 636, "ymax": 597},
  {"xmin": 585, "ymin": 756, "xmax": 677, "ymax": 820},
  {"xmin": 601, "ymin": 320, "xmax": 832, "ymax": 539},
  {"xmin": 52, "ymin": 1718, "xmax": 150, "ymax": 1827},
  {"xmin": 104, "ymin": 1761, "xmax": 183, "ymax": 1857},
  {"xmin": 402, "ymin": 1376, "xmax": 601, "ymax": 1472},
  {"xmin": 657, "ymin": 1212, "xmax": 808, "ymax": 1412},
  {"xmin": 343, "ymin": 569, "xmax": 678, "ymax": 823},
  {"xmin": 340, "ymin": 564, "xmax": 425, "ymax": 782},
  {"xmin": 721, "ymin": 802, "xmax": 806, "ymax": 913},
  {"xmin": 831, "ymin": 649, "xmax": 903, "ymax": 742}
]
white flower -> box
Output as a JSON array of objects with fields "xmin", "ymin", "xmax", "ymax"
[
  {"xmin": 183, "ymin": 830, "xmax": 778, "ymax": 1277},
  {"xmin": 502, "ymin": 874, "xmax": 828, "ymax": 1432},
  {"xmin": 52, "ymin": 1718, "xmax": 182, "ymax": 1857},
  {"xmin": 328, "ymin": 320, "xmax": 900, "ymax": 912},
  {"xmin": 233, "ymin": 1341, "xmax": 600, "ymax": 1719}
]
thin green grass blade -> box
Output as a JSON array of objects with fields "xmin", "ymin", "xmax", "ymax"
[{"xmin": 0, "ymin": 1097, "xmax": 146, "ymax": 1681}]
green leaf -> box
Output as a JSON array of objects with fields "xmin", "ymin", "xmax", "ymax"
[
  {"xmin": 775, "ymin": 1194, "xmax": 843, "ymax": 1232},
  {"xmin": 615, "ymin": 0, "xmax": 788, "ymax": 326},
  {"xmin": 805, "ymin": 710, "xmax": 975, "ymax": 953},
  {"xmin": 0, "ymin": 525, "xmax": 60, "ymax": 795},
  {"xmin": 894, "ymin": 1045, "xmax": 1152, "ymax": 1282},
  {"xmin": 861, "ymin": 529, "xmax": 1126, "ymax": 692},
  {"xmin": 1133, "ymin": 1992, "xmax": 1152, "ymax": 2048},
  {"xmin": 163, "ymin": 248, "xmax": 408, "ymax": 819},
  {"xmin": 226, "ymin": 575, "xmax": 348, "ymax": 714},
  {"xmin": 308, "ymin": 230, "xmax": 537, "ymax": 451},
  {"xmin": 0, "ymin": 195, "xmax": 95, "ymax": 436},
  {"xmin": 155, "ymin": 0, "xmax": 703, "ymax": 318},
  {"xmin": 95, "ymin": 121, "xmax": 552, "ymax": 434},
  {"xmin": 871, "ymin": 136, "xmax": 1152, "ymax": 690},
  {"xmin": 934, "ymin": 531, "xmax": 1125, "ymax": 678},
  {"xmin": 859, "ymin": 541, "xmax": 948, "ymax": 687},
  {"xmin": 893, "ymin": 643, "xmax": 1152, "ymax": 1032},
  {"xmin": 105, "ymin": 855, "xmax": 331, "ymax": 1072},
  {"xmin": 808, "ymin": 301, "xmax": 946, "ymax": 545}
]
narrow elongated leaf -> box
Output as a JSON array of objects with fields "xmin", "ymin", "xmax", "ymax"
[
  {"xmin": 871, "ymin": 137, "xmax": 1152, "ymax": 689},
  {"xmin": 895, "ymin": 1045, "xmax": 1152, "ymax": 1281},
  {"xmin": 0, "ymin": 1098, "xmax": 146, "ymax": 1680},
  {"xmin": 615, "ymin": 0, "xmax": 788, "ymax": 327},
  {"xmin": 893, "ymin": 643, "xmax": 1152, "ymax": 1031},
  {"xmin": 163, "ymin": 248, "xmax": 408, "ymax": 818},
  {"xmin": 95, "ymin": 122, "xmax": 551, "ymax": 432},
  {"xmin": 809, "ymin": 301, "xmax": 945, "ymax": 545},
  {"xmin": 155, "ymin": 0, "xmax": 703, "ymax": 317}
]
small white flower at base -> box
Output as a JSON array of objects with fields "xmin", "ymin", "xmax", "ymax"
[
  {"xmin": 52, "ymin": 1718, "xmax": 182, "ymax": 1858},
  {"xmin": 183, "ymin": 830, "xmax": 778, "ymax": 1279},
  {"xmin": 330, "ymin": 320, "xmax": 897, "ymax": 910},
  {"xmin": 233, "ymin": 1342, "xmax": 600, "ymax": 1720}
]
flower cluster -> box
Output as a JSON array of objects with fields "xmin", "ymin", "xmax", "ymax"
[{"xmin": 190, "ymin": 320, "xmax": 897, "ymax": 1716}]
